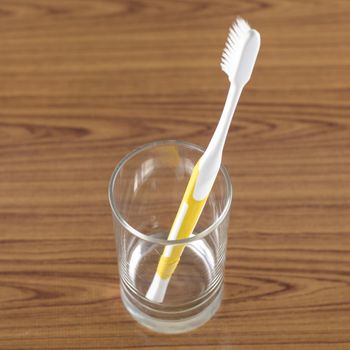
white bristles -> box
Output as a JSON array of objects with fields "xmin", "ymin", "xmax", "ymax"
[{"xmin": 221, "ymin": 17, "xmax": 251, "ymax": 78}]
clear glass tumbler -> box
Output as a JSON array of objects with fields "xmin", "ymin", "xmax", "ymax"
[{"xmin": 108, "ymin": 140, "xmax": 232, "ymax": 333}]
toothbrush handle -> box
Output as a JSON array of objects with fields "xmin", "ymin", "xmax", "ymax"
[
  {"xmin": 148, "ymin": 84, "xmax": 242, "ymax": 298},
  {"xmin": 155, "ymin": 161, "xmax": 207, "ymax": 280}
]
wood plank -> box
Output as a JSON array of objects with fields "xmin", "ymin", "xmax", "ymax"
[{"xmin": 0, "ymin": 0, "xmax": 350, "ymax": 348}]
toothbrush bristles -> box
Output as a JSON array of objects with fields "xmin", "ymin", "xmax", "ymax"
[{"xmin": 221, "ymin": 17, "xmax": 251, "ymax": 77}]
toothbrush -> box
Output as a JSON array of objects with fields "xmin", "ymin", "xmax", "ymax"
[{"xmin": 146, "ymin": 17, "xmax": 260, "ymax": 303}]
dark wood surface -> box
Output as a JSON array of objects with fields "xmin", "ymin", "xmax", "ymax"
[{"xmin": 1, "ymin": 1, "xmax": 350, "ymax": 349}]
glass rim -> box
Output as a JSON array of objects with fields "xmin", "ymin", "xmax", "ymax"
[{"xmin": 108, "ymin": 139, "xmax": 233, "ymax": 246}]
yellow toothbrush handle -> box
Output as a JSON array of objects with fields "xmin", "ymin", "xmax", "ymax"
[{"xmin": 156, "ymin": 162, "xmax": 208, "ymax": 280}]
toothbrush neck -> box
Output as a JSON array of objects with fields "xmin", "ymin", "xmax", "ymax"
[{"xmin": 205, "ymin": 82, "xmax": 243, "ymax": 159}]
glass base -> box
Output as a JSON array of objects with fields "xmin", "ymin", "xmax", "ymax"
[{"xmin": 121, "ymin": 286, "xmax": 223, "ymax": 334}]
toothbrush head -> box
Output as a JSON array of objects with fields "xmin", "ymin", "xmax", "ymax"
[{"xmin": 221, "ymin": 17, "xmax": 261, "ymax": 85}]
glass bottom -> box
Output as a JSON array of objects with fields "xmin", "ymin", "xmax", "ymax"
[
  {"xmin": 121, "ymin": 285, "xmax": 223, "ymax": 334},
  {"xmin": 118, "ymin": 232, "xmax": 224, "ymax": 333}
]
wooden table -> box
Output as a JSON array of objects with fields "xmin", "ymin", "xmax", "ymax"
[{"xmin": 1, "ymin": 1, "xmax": 350, "ymax": 349}]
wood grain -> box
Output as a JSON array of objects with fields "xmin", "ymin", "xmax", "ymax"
[{"xmin": 1, "ymin": 0, "xmax": 350, "ymax": 349}]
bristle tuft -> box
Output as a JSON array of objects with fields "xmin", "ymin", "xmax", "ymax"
[{"xmin": 221, "ymin": 17, "xmax": 251, "ymax": 78}]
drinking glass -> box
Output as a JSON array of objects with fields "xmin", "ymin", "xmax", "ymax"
[{"xmin": 108, "ymin": 140, "xmax": 232, "ymax": 333}]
